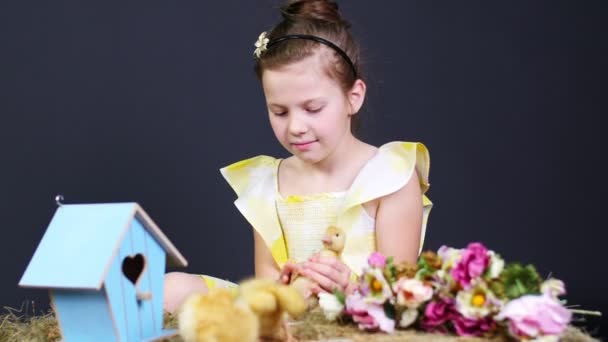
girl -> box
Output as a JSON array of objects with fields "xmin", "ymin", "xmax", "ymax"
[{"xmin": 163, "ymin": 0, "xmax": 432, "ymax": 313}]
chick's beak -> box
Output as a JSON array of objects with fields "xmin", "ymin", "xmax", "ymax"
[{"xmin": 322, "ymin": 235, "xmax": 332, "ymax": 245}]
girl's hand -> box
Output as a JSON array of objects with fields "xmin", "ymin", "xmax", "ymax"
[
  {"xmin": 301, "ymin": 254, "xmax": 355, "ymax": 294},
  {"xmin": 278, "ymin": 260, "xmax": 303, "ymax": 284}
]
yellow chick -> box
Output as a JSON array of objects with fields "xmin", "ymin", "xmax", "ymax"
[
  {"xmin": 319, "ymin": 225, "xmax": 346, "ymax": 258},
  {"xmin": 290, "ymin": 226, "xmax": 346, "ymax": 308},
  {"xmin": 178, "ymin": 288, "xmax": 259, "ymax": 342},
  {"xmin": 239, "ymin": 278, "xmax": 307, "ymax": 341},
  {"xmin": 178, "ymin": 279, "xmax": 306, "ymax": 342}
]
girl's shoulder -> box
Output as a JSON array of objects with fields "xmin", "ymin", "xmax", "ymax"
[
  {"xmin": 359, "ymin": 141, "xmax": 430, "ymax": 185},
  {"xmin": 220, "ymin": 155, "xmax": 280, "ymax": 197},
  {"xmin": 341, "ymin": 141, "xmax": 431, "ymax": 209}
]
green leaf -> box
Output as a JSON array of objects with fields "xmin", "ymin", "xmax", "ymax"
[
  {"xmin": 333, "ymin": 290, "xmax": 346, "ymax": 304},
  {"xmin": 500, "ymin": 263, "xmax": 542, "ymax": 299}
]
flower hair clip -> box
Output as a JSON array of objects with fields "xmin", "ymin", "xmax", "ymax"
[{"xmin": 253, "ymin": 31, "xmax": 269, "ymax": 58}]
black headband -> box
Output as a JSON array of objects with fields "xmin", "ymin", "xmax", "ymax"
[{"xmin": 259, "ymin": 33, "xmax": 358, "ymax": 79}]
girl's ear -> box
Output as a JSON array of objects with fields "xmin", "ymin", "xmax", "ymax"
[{"xmin": 347, "ymin": 79, "xmax": 367, "ymax": 115}]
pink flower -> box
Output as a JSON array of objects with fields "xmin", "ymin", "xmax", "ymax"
[
  {"xmin": 367, "ymin": 251, "xmax": 387, "ymax": 268},
  {"xmin": 345, "ymin": 292, "xmax": 395, "ymax": 333},
  {"xmin": 420, "ymin": 297, "xmax": 456, "ymax": 333},
  {"xmin": 452, "ymin": 315, "xmax": 496, "ymax": 336},
  {"xmin": 451, "ymin": 242, "xmax": 490, "ymax": 288},
  {"xmin": 393, "ymin": 278, "xmax": 433, "ymax": 309},
  {"xmin": 495, "ymin": 293, "xmax": 572, "ymax": 339}
]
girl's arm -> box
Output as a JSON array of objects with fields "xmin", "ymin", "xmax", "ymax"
[
  {"xmin": 375, "ymin": 170, "xmax": 423, "ymax": 265},
  {"xmin": 253, "ymin": 229, "xmax": 281, "ymax": 280}
]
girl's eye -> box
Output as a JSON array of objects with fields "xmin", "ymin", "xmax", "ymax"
[
  {"xmin": 307, "ymin": 107, "xmax": 323, "ymax": 114},
  {"xmin": 273, "ymin": 111, "xmax": 287, "ymax": 117}
]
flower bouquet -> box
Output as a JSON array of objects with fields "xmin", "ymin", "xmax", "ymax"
[{"xmin": 318, "ymin": 242, "xmax": 577, "ymax": 341}]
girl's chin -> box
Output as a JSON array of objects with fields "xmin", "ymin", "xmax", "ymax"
[{"xmin": 293, "ymin": 151, "xmax": 323, "ymax": 164}]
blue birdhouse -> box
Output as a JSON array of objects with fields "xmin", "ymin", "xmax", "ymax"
[{"xmin": 19, "ymin": 202, "xmax": 188, "ymax": 341}]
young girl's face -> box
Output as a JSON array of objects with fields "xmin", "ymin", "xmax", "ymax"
[{"xmin": 262, "ymin": 53, "xmax": 356, "ymax": 164}]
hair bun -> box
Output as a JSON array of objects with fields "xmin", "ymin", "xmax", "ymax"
[{"xmin": 281, "ymin": 0, "xmax": 348, "ymax": 27}]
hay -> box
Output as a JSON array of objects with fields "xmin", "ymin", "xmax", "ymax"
[
  {"xmin": 0, "ymin": 305, "xmax": 599, "ymax": 342},
  {"xmin": 0, "ymin": 303, "xmax": 60, "ymax": 342},
  {"xmin": 287, "ymin": 310, "xmax": 600, "ymax": 342}
]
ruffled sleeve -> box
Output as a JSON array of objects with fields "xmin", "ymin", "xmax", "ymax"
[
  {"xmin": 337, "ymin": 142, "xmax": 432, "ymax": 275},
  {"xmin": 220, "ymin": 156, "xmax": 289, "ymax": 268}
]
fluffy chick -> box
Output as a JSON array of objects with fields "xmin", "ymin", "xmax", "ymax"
[
  {"xmin": 319, "ymin": 225, "xmax": 346, "ymax": 258},
  {"xmin": 239, "ymin": 278, "xmax": 307, "ymax": 341},
  {"xmin": 178, "ymin": 288, "xmax": 258, "ymax": 342},
  {"xmin": 290, "ymin": 226, "xmax": 346, "ymax": 308}
]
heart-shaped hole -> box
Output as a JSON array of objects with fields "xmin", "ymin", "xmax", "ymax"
[{"xmin": 122, "ymin": 253, "xmax": 146, "ymax": 286}]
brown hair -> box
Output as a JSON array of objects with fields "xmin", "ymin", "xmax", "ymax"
[{"xmin": 254, "ymin": 0, "xmax": 362, "ymax": 93}]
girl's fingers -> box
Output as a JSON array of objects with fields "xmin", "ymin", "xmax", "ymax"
[
  {"xmin": 304, "ymin": 258, "xmax": 351, "ymax": 287},
  {"xmin": 301, "ymin": 268, "xmax": 337, "ymax": 292},
  {"xmin": 302, "ymin": 262, "xmax": 349, "ymax": 291},
  {"xmin": 311, "ymin": 284, "xmax": 324, "ymax": 295},
  {"xmin": 279, "ymin": 261, "xmax": 303, "ymax": 283},
  {"xmin": 315, "ymin": 256, "xmax": 350, "ymax": 273}
]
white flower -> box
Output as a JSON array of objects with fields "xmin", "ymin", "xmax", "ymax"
[
  {"xmin": 487, "ymin": 251, "xmax": 504, "ymax": 279},
  {"xmin": 318, "ymin": 292, "xmax": 344, "ymax": 321},
  {"xmin": 398, "ymin": 308, "xmax": 419, "ymax": 328},
  {"xmin": 455, "ymin": 280, "xmax": 502, "ymax": 319},
  {"xmin": 541, "ymin": 278, "xmax": 566, "ymax": 299},
  {"xmin": 361, "ymin": 267, "xmax": 393, "ymax": 304},
  {"xmin": 437, "ymin": 245, "xmax": 462, "ymax": 271},
  {"xmin": 253, "ymin": 31, "xmax": 269, "ymax": 58}
]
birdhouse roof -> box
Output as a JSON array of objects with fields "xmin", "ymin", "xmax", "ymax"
[{"xmin": 19, "ymin": 203, "xmax": 188, "ymax": 290}]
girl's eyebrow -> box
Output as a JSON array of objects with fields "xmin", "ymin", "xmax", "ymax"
[
  {"xmin": 301, "ymin": 98, "xmax": 325, "ymax": 106},
  {"xmin": 268, "ymin": 98, "xmax": 325, "ymax": 108}
]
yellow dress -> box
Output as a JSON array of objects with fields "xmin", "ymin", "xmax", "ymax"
[{"xmin": 219, "ymin": 141, "xmax": 432, "ymax": 277}]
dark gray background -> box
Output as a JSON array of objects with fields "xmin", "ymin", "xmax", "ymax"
[{"xmin": 1, "ymin": 1, "xmax": 606, "ymax": 337}]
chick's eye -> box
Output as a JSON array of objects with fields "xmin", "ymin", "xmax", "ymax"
[{"xmin": 335, "ymin": 233, "xmax": 339, "ymax": 237}]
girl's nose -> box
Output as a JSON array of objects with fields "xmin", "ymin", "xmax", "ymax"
[{"xmin": 288, "ymin": 114, "xmax": 308, "ymax": 135}]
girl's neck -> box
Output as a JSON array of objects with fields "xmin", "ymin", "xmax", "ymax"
[
  {"xmin": 294, "ymin": 133, "xmax": 367, "ymax": 177},
  {"xmin": 279, "ymin": 134, "xmax": 378, "ymax": 196}
]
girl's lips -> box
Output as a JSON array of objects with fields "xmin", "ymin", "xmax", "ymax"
[{"xmin": 292, "ymin": 140, "xmax": 317, "ymax": 151}]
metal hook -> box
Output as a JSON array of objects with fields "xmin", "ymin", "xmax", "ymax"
[{"xmin": 55, "ymin": 194, "xmax": 65, "ymax": 207}]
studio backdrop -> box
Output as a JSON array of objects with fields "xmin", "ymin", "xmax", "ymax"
[{"xmin": 1, "ymin": 0, "xmax": 606, "ymax": 336}]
